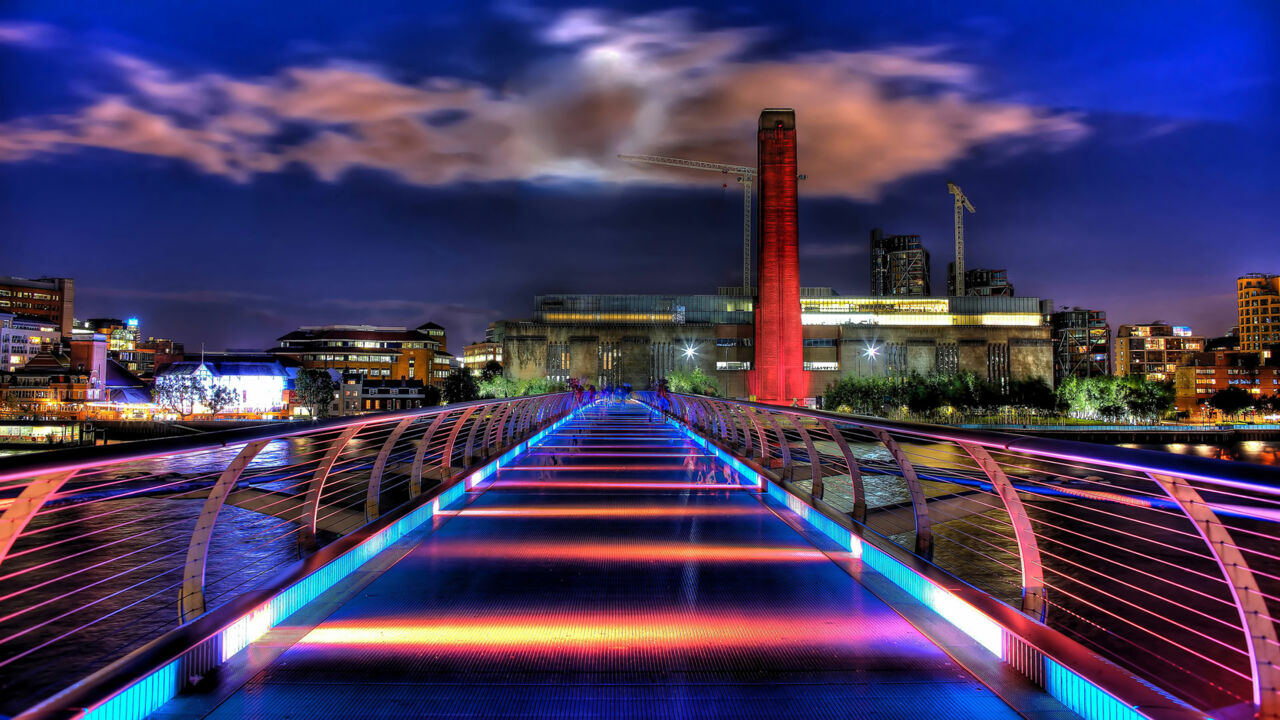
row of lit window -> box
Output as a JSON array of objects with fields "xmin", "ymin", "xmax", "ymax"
[
  {"xmin": 543, "ymin": 312, "xmax": 674, "ymax": 323},
  {"xmin": 799, "ymin": 312, "xmax": 1042, "ymax": 327}
]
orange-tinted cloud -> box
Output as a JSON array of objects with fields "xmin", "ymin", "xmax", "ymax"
[{"xmin": 0, "ymin": 9, "xmax": 1085, "ymax": 199}]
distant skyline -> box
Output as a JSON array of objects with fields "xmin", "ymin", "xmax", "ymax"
[{"xmin": 1, "ymin": 1, "xmax": 1277, "ymax": 349}]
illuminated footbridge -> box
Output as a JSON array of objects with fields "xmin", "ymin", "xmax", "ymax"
[{"xmin": 0, "ymin": 395, "xmax": 1276, "ymax": 719}]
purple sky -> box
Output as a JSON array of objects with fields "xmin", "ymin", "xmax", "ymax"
[{"xmin": 0, "ymin": 1, "xmax": 1276, "ymax": 350}]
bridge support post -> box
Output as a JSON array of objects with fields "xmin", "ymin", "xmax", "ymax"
[
  {"xmin": 959, "ymin": 442, "xmax": 1045, "ymax": 618},
  {"xmin": 1149, "ymin": 472, "xmax": 1280, "ymax": 718},
  {"xmin": 869, "ymin": 428, "xmax": 932, "ymax": 560},
  {"xmin": 818, "ymin": 419, "xmax": 865, "ymax": 523},
  {"xmin": 180, "ymin": 439, "xmax": 270, "ymax": 622},
  {"xmin": 299, "ymin": 425, "xmax": 362, "ymax": 553}
]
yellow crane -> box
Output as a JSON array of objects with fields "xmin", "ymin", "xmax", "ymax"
[{"xmin": 947, "ymin": 181, "xmax": 976, "ymax": 296}]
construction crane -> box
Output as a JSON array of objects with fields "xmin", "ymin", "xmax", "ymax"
[
  {"xmin": 618, "ymin": 154, "xmax": 756, "ymax": 293},
  {"xmin": 947, "ymin": 181, "xmax": 976, "ymax": 296}
]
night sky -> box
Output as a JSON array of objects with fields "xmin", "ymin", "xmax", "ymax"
[{"xmin": 0, "ymin": 1, "xmax": 1276, "ymax": 350}]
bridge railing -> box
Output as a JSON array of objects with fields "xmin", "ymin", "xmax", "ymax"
[
  {"xmin": 0, "ymin": 393, "xmax": 575, "ymax": 716},
  {"xmin": 639, "ymin": 391, "xmax": 1280, "ymax": 720}
]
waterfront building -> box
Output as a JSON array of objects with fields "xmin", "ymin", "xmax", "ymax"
[
  {"xmin": 0, "ymin": 313, "xmax": 61, "ymax": 372},
  {"xmin": 272, "ymin": 322, "xmax": 447, "ymax": 385},
  {"xmin": 341, "ymin": 375, "xmax": 436, "ymax": 412},
  {"xmin": 870, "ymin": 230, "xmax": 930, "ymax": 297},
  {"xmin": 1237, "ymin": 273, "xmax": 1280, "ymax": 353},
  {"xmin": 499, "ymin": 290, "xmax": 1052, "ymax": 399},
  {"xmin": 947, "ymin": 267, "xmax": 1014, "ymax": 297},
  {"xmin": 1115, "ymin": 323, "xmax": 1205, "ymax": 382},
  {"xmin": 156, "ymin": 357, "xmax": 290, "ymax": 416},
  {"xmin": 0, "ymin": 276, "xmax": 74, "ymax": 336},
  {"xmin": 1048, "ymin": 307, "xmax": 1110, "ymax": 382},
  {"xmin": 0, "ymin": 334, "xmax": 107, "ymax": 414},
  {"xmin": 1173, "ymin": 350, "xmax": 1280, "ymax": 415}
]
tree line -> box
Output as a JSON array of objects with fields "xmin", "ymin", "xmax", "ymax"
[{"xmin": 822, "ymin": 372, "xmax": 1180, "ymax": 423}]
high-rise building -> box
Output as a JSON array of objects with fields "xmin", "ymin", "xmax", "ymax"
[
  {"xmin": 0, "ymin": 276, "xmax": 74, "ymax": 336},
  {"xmin": 947, "ymin": 266, "xmax": 1013, "ymax": 297},
  {"xmin": 1237, "ymin": 273, "xmax": 1280, "ymax": 353},
  {"xmin": 748, "ymin": 108, "xmax": 807, "ymax": 404},
  {"xmin": 1048, "ymin": 307, "xmax": 1110, "ymax": 382},
  {"xmin": 1115, "ymin": 323, "xmax": 1205, "ymax": 382},
  {"xmin": 870, "ymin": 230, "xmax": 931, "ymax": 296}
]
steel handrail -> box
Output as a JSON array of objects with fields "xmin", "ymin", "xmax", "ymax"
[{"xmin": 640, "ymin": 391, "xmax": 1280, "ymax": 719}]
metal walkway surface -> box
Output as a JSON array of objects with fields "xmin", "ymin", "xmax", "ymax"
[{"xmin": 178, "ymin": 402, "xmax": 1024, "ymax": 719}]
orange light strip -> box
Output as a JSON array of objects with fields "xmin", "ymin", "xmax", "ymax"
[{"xmin": 299, "ymin": 611, "xmax": 889, "ymax": 650}]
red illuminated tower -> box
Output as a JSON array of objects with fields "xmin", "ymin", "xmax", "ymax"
[{"xmin": 749, "ymin": 108, "xmax": 808, "ymax": 404}]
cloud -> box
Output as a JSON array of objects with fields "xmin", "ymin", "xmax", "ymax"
[
  {"xmin": 0, "ymin": 9, "xmax": 1086, "ymax": 199},
  {"xmin": 0, "ymin": 21, "xmax": 57, "ymax": 47}
]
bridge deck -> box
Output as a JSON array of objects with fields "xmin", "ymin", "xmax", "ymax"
[{"xmin": 179, "ymin": 402, "xmax": 1023, "ymax": 719}]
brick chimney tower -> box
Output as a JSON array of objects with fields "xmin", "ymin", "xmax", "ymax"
[{"xmin": 749, "ymin": 108, "xmax": 807, "ymax": 404}]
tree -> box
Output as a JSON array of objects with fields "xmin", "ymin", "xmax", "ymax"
[
  {"xmin": 1209, "ymin": 386, "xmax": 1254, "ymax": 418},
  {"xmin": 155, "ymin": 374, "xmax": 206, "ymax": 419},
  {"xmin": 204, "ymin": 384, "xmax": 239, "ymax": 416},
  {"xmin": 666, "ymin": 368, "xmax": 719, "ymax": 396},
  {"xmin": 478, "ymin": 375, "xmax": 517, "ymax": 399},
  {"xmin": 294, "ymin": 369, "xmax": 339, "ymax": 419},
  {"xmin": 480, "ymin": 360, "xmax": 503, "ymax": 382},
  {"xmin": 441, "ymin": 367, "xmax": 479, "ymax": 404},
  {"xmin": 422, "ymin": 384, "xmax": 443, "ymax": 407}
]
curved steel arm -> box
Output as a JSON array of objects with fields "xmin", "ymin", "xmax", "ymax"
[
  {"xmin": 960, "ymin": 442, "xmax": 1045, "ymax": 618},
  {"xmin": 869, "ymin": 427, "xmax": 932, "ymax": 559},
  {"xmin": 410, "ymin": 411, "xmax": 451, "ymax": 497},
  {"xmin": 762, "ymin": 412, "xmax": 793, "ymax": 475},
  {"xmin": 179, "ymin": 439, "xmax": 270, "ymax": 622},
  {"xmin": 788, "ymin": 415, "xmax": 823, "ymax": 498},
  {"xmin": 0, "ymin": 469, "xmax": 79, "ymax": 569},
  {"xmin": 299, "ymin": 425, "xmax": 362, "ymax": 552},
  {"xmin": 443, "ymin": 406, "xmax": 480, "ymax": 473},
  {"xmin": 1149, "ymin": 471, "xmax": 1279, "ymax": 716},
  {"xmin": 366, "ymin": 416, "xmax": 418, "ymax": 522},
  {"xmin": 818, "ymin": 419, "xmax": 865, "ymax": 523}
]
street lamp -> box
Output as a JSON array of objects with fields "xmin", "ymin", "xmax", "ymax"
[
  {"xmin": 864, "ymin": 343, "xmax": 880, "ymax": 376},
  {"xmin": 682, "ymin": 342, "xmax": 699, "ymax": 360}
]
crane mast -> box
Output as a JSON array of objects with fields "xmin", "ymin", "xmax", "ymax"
[
  {"xmin": 947, "ymin": 181, "xmax": 976, "ymax": 296},
  {"xmin": 618, "ymin": 154, "xmax": 755, "ymax": 293}
]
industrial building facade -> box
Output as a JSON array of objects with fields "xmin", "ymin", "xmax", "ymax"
[
  {"xmin": 1049, "ymin": 307, "xmax": 1110, "ymax": 382},
  {"xmin": 500, "ymin": 291, "xmax": 1052, "ymax": 399}
]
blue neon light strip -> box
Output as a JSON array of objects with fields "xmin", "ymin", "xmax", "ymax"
[
  {"xmin": 760, "ymin": 472, "xmax": 1155, "ymax": 720},
  {"xmin": 1047, "ymin": 659, "xmax": 1148, "ymax": 720},
  {"xmin": 81, "ymin": 403, "xmax": 587, "ymax": 720}
]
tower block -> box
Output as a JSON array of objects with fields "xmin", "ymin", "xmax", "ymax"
[{"xmin": 748, "ymin": 109, "xmax": 808, "ymax": 404}]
